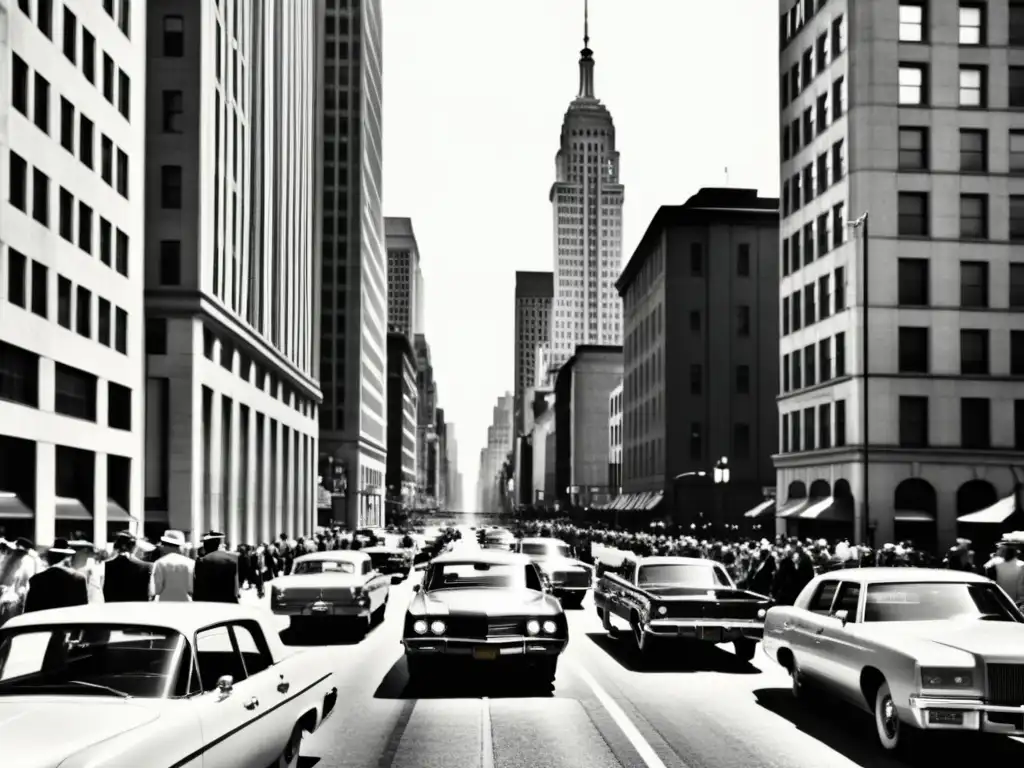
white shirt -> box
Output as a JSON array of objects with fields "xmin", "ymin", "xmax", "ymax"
[{"xmin": 152, "ymin": 552, "xmax": 195, "ymax": 601}]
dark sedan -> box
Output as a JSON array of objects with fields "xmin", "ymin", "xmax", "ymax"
[
  {"xmin": 513, "ymin": 538, "xmax": 593, "ymax": 608},
  {"xmin": 402, "ymin": 550, "xmax": 567, "ymax": 685}
]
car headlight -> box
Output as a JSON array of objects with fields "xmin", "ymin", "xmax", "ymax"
[
  {"xmin": 757, "ymin": 609, "xmax": 767, "ymax": 619},
  {"xmin": 526, "ymin": 619, "xmax": 541, "ymax": 635},
  {"xmin": 920, "ymin": 667, "xmax": 974, "ymax": 689},
  {"xmin": 656, "ymin": 605, "xmax": 668, "ymax": 616},
  {"xmin": 542, "ymin": 620, "xmax": 557, "ymax": 634},
  {"xmin": 413, "ymin": 620, "xmax": 428, "ymax": 635},
  {"xmin": 430, "ymin": 620, "xmax": 446, "ymax": 635}
]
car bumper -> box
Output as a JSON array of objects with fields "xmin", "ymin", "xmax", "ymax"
[
  {"xmin": 403, "ymin": 635, "xmax": 567, "ymax": 661},
  {"xmin": 273, "ymin": 602, "xmax": 371, "ymax": 618},
  {"xmin": 908, "ymin": 695, "xmax": 1024, "ymax": 735},
  {"xmin": 643, "ymin": 618, "xmax": 764, "ymax": 642}
]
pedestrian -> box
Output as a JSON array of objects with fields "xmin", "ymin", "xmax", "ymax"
[
  {"xmin": 104, "ymin": 531, "xmax": 153, "ymax": 602},
  {"xmin": 68, "ymin": 538, "xmax": 105, "ymax": 603},
  {"xmin": 193, "ymin": 531, "xmax": 240, "ymax": 603},
  {"xmin": 0, "ymin": 537, "xmax": 39, "ymax": 625},
  {"xmin": 24, "ymin": 538, "xmax": 89, "ymax": 613},
  {"xmin": 152, "ymin": 530, "xmax": 194, "ymax": 601}
]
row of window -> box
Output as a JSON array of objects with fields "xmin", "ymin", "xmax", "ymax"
[
  {"xmin": 781, "ymin": 399, "xmax": 848, "ymax": 453},
  {"xmin": 898, "ymin": 62, "xmax": 1024, "ymax": 109},
  {"xmin": 782, "ymin": 332, "xmax": 847, "ymax": 394},
  {"xmin": 898, "ymin": 1, "xmax": 1024, "ymax": 47},
  {"xmin": 782, "ymin": 267, "xmax": 847, "ymax": 336},
  {"xmin": 897, "ymin": 397, "xmax": 1024, "ymax": 451},
  {"xmin": 897, "ymin": 191, "xmax": 1024, "ymax": 241},
  {"xmin": 900, "ymin": 126, "xmax": 1024, "ymax": 177},
  {"xmin": 781, "ymin": 77, "xmax": 846, "ymax": 163},
  {"xmin": 899, "ymin": 326, "xmax": 1024, "ymax": 376},
  {"xmin": 781, "ymin": 201, "xmax": 845, "ymax": 276},
  {"xmin": 780, "ymin": 8, "xmax": 846, "ymax": 105},
  {"xmin": 897, "ymin": 258, "xmax": 1024, "ymax": 309},
  {"xmin": 4, "ymin": 247, "xmax": 128, "ymax": 354},
  {"xmin": 687, "ymin": 364, "xmax": 753, "ymax": 396},
  {"xmin": 779, "ymin": 0, "xmax": 833, "ymax": 51},
  {"xmin": 8, "ymin": 151, "xmax": 131, "ymax": 279},
  {"xmin": 782, "ymin": 140, "xmax": 845, "ymax": 218}
]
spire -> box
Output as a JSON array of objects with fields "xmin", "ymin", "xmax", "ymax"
[{"xmin": 577, "ymin": 0, "xmax": 595, "ymax": 98}]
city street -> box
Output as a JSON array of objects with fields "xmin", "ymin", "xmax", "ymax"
[{"xmin": 244, "ymin": 577, "xmax": 1024, "ymax": 768}]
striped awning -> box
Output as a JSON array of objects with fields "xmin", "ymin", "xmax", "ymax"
[
  {"xmin": 744, "ymin": 499, "xmax": 776, "ymax": 519},
  {"xmin": 958, "ymin": 495, "xmax": 1016, "ymax": 524},
  {"xmin": 776, "ymin": 498, "xmax": 810, "ymax": 518},
  {"xmin": 644, "ymin": 491, "xmax": 665, "ymax": 511},
  {"xmin": 799, "ymin": 496, "xmax": 854, "ymax": 522}
]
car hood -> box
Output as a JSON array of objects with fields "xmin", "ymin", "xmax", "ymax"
[
  {"xmin": 273, "ymin": 573, "xmax": 361, "ymax": 589},
  {"xmin": 644, "ymin": 585, "xmax": 766, "ymax": 601},
  {"xmin": 534, "ymin": 557, "xmax": 589, "ymax": 571},
  {"xmin": 412, "ymin": 588, "xmax": 559, "ymax": 616},
  {"xmin": 866, "ymin": 618, "xmax": 1024, "ymax": 660},
  {"xmin": 0, "ymin": 697, "xmax": 160, "ymax": 767}
]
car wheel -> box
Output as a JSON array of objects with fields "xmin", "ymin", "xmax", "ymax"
[
  {"xmin": 273, "ymin": 723, "xmax": 302, "ymax": 768},
  {"xmin": 874, "ymin": 680, "xmax": 910, "ymax": 752},
  {"xmin": 630, "ymin": 615, "xmax": 648, "ymax": 655},
  {"xmin": 733, "ymin": 638, "xmax": 757, "ymax": 662}
]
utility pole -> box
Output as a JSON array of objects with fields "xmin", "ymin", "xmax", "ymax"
[{"xmin": 848, "ymin": 213, "xmax": 870, "ymax": 545}]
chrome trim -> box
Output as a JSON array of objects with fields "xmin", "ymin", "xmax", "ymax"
[
  {"xmin": 909, "ymin": 695, "xmax": 1024, "ymax": 714},
  {"xmin": 648, "ymin": 618, "xmax": 764, "ymax": 631}
]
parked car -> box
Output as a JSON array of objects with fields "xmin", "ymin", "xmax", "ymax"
[
  {"xmin": 513, "ymin": 537, "xmax": 593, "ymax": 608},
  {"xmin": 403, "ymin": 549, "xmax": 567, "ymax": 686},
  {"xmin": 594, "ymin": 553, "xmax": 770, "ymax": 661},
  {"xmin": 479, "ymin": 528, "xmax": 516, "ymax": 551},
  {"xmin": 762, "ymin": 567, "xmax": 1024, "ymax": 752},
  {"xmin": 363, "ymin": 542, "xmax": 414, "ymax": 582},
  {"xmin": 0, "ymin": 602, "xmax": 338, "ymax": 768},
  {"xmin": 271, "ymin": 550, "xmax": 390, "ymax": 636}
]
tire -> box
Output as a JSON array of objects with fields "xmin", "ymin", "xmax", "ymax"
[
  {"xmin": 874, "ymin": 680, "xmax": 911, "ymax": 752},
  {"xmin": 733, "ymin": 638, "xmax": 757, "ymax": 662},
  {"xmin": 630, "ymin": 615, "xmax": 649, "ymax": 655},
  {"xmin": 273, "ymin": 723, "xmax": 302, "ymax": 768},
  {"xmin": 561, "ymin": 593, "xmax": 585, "ymax": 609}
]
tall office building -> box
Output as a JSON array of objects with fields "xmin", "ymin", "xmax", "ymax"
[
  {"xmin": 385, "ymin": 331, "xmax": 416, "ymax": 515},
  {"xmin": 144, "ymin": 0, "xmax": 322, "ymax": 546},
  {"xmin": 385, "ymin": 216, "xmax": 423, "ymax": 338},
  {"xmin": 445, "ymin": 422, "xmax": 459, "ymax": 509},
  {"xmin": 0, "ymin": 0, "xmax": 145, "ymax": 546},
  {"xmin": 775, "ymin": 0, "xmax": 1024, "ymax": 549},
  {"xmin": 476, "ymin": 393, "xmax": 514, "ymax": 512},
  {"xmin": 434, "ymin": 407, "xmax": 447, "ymax": 508},
  {"xmin": 414, "ymin": 334, "xmax": 437, "ymax": 506},
  {"xmin": 318, "ymin": 0, "xmax": 387, "ymax": 529},
  {"xmin": 549, "ymin": 3, "xmax": 624, "ymax": 366},
  {"xmin": 514, "ymin": 271, "xmax": 553, "ymax": 434}
]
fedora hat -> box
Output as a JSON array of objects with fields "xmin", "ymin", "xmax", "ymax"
[
  {"xmin": 160, "ymin": 530, "xmax": 187, "ymax": 547},
  {"xmin": 48, "ymin": 538, "xmax": 76, "ymax": 556},
  {"xmin": 201, "ymin": 530, "xmax": 226, "ymax": 542},
  {"xmin": 67, "ymin": 539, "xmax": 95, "ymax": 550}
]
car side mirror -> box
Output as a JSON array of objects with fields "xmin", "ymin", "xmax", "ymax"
[
  {"xmin": 832, "ymin": 609, "xmax": 849, "ymax": 627},
  {"xmin": 412, "ymin": 584, "xmax": 420, "ymax": 593},
  {"xmin": 217, "ymin": 675, "xmax": 234, "ymax": 695}
]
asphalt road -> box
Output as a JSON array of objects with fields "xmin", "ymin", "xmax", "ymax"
[{"xmin": 246, "ymin": 578, "xmax": 1024, "ymax": 768}]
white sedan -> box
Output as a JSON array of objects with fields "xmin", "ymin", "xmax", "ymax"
[{"xmin": 0, "ymin": 602, "xmax": 338, "ymax": 768}]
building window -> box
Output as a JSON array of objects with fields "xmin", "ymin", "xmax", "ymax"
[
  {"xmin": 1012, "ymin": 331, "xmax": 1024, "ymax": 375},
  {"xmin": 690, "ymin": 243, "xmax": 703, "ymax": 276},
  {"xmin": 833, "ymin": 76, "xmax": 846, "ymax": 119},
  {"xmin": 961, "ymin": 398, "xmax": 990, "ymax": 449},
  {"xmin": 898, "ymin": 327, "xmax": 929, "ymax": 373},
  {"xmin": 146, "ymin": 317, "xmax": 167, "ymax": 355},
  {"xmin": 819, "ymin": 338, "xmax": 832, "ymax": 380},
  {"xmin": 102, "ymin": 53, "xmax": 114, "ymax": 102},
  {"xmin": 108, "ymin": 383, "xmax": 132, "ymax": 431},
  {"xmin": 54, "ymin": 363, "xmax": 97, "ymax": 421},
  {"xmin": 960, "ymin": 329, "xmax": 989, "ymax": 374},
  {"xmin": 59, "ymin": 98, "xmax": 75, "ymax": 153},
  {"xmin": 960, "ymin": 261, "xmax": 988, "ymax": 307},
  {"xmin": 118, "ymin": 70, "xmax": 130, "ymax": 119},
  {"xmin": 818, "ymin": 403, "xmax": 831, "ymax": 449},
  {"xmin": 960, "ymin": 129, "xmax": 987, "ymax": 171},
  {"xmin": 897, "ymin": 258, "xmax": 929, "ymax": 305},
  {"xmin": 734, "ymin": 424, "xmax": 751, "ymax": 460},
  {"xmin": 899, "ymin": 2, "xmax": 926, "ymax": 42},
  {"xmin": 782, "ymin": 297, "xmax": 790, "ymax": 335},
  {"xmin": 832, "ymin": 202, "xmax": 845, "ymax": 248},
  {"xmin": 101, "ymin": 136, "xmax": 113, "ymax": 184},
  {"xmin": 75, "ymin": 286, "xmax": 91, "ymax": 338},
  {"xmin": 783, "ymin": 354, "xmax": 791, "ymax": 391},
  {"xmin": 163, "ymin": 15, "xmax": 184, "ymax": 55},
  {"xmin": 959, "ymin": 3, "xmax": 985, "ymax": 45},
  {"xmin": 898, "ymin": 127, "xmax": 927, "ymax": 170},
  {"xmin": 737, "ymin": 244, "xmax": 750, "ymax": 277},
  {"xmin": 78, "ymin": 202, "xmax": 93, "ymax": 253},
  {"xmin": 79, "ymin": 117, "xmax": 94, "ymax": 168},
  {"xmin": 899, "ymin": 397, "xmax": 929, "ymax": 448},
  {"xmin": 57, "ymin": 277, "xmax": 71, "ymax": 328},
  {"xmin": 8, "ymin": 152, "xmax": 27, "ymax": 211},
  {"xmin": 960, "ymin": 195, "xmax": 987, "ymax": 239},
  {"xmin": 31, "ymin": 169, "xmax": 49, "ymax": 226},
  {"xmin": 161, "ymin": 165, "xmax": 182, "ymax": 209},
  {"xmin": 33, "ymin": 73, "xmax": 50, "ymax": 134},
  {"xmin": 817, "ymin": 212, "xmax": 830, "ymax": 256},
  {"xmin": 12, "ymin": 54, "xmax": 28, "ymax": 115},
  {"xmin": 832, "ymin": 14, "xmax": 846, "ymax": 57},
  {"xmin": 803, "ymin": 407, "xmax": 816, "ymax": 451},
  {"xmin": 59, "ymin": 188, "xmax": 74, "ymax": 241},
  {"xmin": 6, "ymin": 249, "xmax": 26, "ymax": 308},
  {"xmin": 899, "ymin": 64, "xmax": 927, "ymax": 105},
  {"xmin": 832, "ymin": 139, "xmax": 845, "ymax": 182},
  {"xmin": 118, "ymin": 0, "xmax": 131, "ymax": 37},
  {"xmin": 690, "ymin": 364, "xmax": 702, "ymax": 395},
  {"xmin": 689, "ymin": 423, "xmax": 702, "ymax": 460},
  {"xmin": 959, "ymin": 66, "xmax": 986, "ymax": 107},
  {"xmin": 1017, "ymin": 401, "xmax": 1024, "ymax": 450},
  {"xmin": 1011, "ymin": 131, "xmax": 1024, "ymax": 174},
  {"xmin": 790, "ymin": 410, "xmax": 801, "ymax": 452},
  {"xmin": 804, "ymin": 344, "xmax": 817, "ymax": 386},
  {"xmin": 37, "ymin": 0, "xmax": 52, "ymax": 37},
  {"xmin": 98, "ymin": 298, "xmax": 111, "ymax": 346},
  {"xmin": 804, "ymin": 284, "xmax": 816, "ymax": 325},
  {"xmin": 898, "ymin": 192, "xmax": 928, "ymax": 236},
  {"xmin": 62, "ymin": 7, "xmax": 76, "ymax": 62},
  {"xmin": 834, "ymin": 266, "xmax": 846, "ymax": 311},
  {"xmin": 835, "ymin": 400, "xmax": 847, "ymax": 446},
  {"xmin": 0, "ymin": 340, "xmax": 40, "ymax": 408},
  {"xmin": 159, "ymin": 241, "xmax": 182, "ymax": 285},
  {"xmin": 163, "ymin": 91, "xmax": 183, "ymax": 133},
  {"xmin": 82, "ymin": 30, "xmax": 95, "ymax": 83},
  {"xmin": 116, "ymin": 150, "xmax": 129, "ymax": 198},
  {"xmin": 835, "ymin": 332, "xmax": 846, "ymax": 376},
  {"xmin": 115, "ymin": 307, "xmax": 128, "ymax": 354},
  {"xmin": 737, "ymin": 305, "xmax": 750, "ymax": 337},
  {"xmin": 1012, "ymin": 264, "xmax": 1024, "ymax": 307},
  {"xmin": 736, "ymin": 365, "xmax": 750, "ymax": 394},
  {"xmin": 31, "ymin": 261, "xmax": 47, "ymax": 318},
  {"xmin": 792, "ymin": 351, "xmax": 802, "ymax": 389},
  {"xmin": 1012, "ymin": 4, "xmax": 1024, "ymax": 46},
  {"xmin": 689, "ymin": 310, "xmax": 701, "ymax": 332},
  {"xmin": 1011, "ymin": 68, "xmax": 1024, "ymax": 108},
  {"xmin": 1011, "ymin": 196, "xmax": 1024, "ymax": 241},
  {"xmin": 115, "ymin": 230, "xmax": 129, "ymax": 276}
]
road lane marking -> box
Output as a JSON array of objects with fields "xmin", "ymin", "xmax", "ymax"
[
  {"xmin": 376, "ymin": 699, "xmax": 417, "ymax": 768},
  {"xmin": 570, "ymin": 663, "xmax": 670, "ymax": 768},
  {"xmin": 480, "ymin": 697, "xmax": 495, "ymax": 768}
]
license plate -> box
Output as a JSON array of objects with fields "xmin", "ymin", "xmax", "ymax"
[
  {"xmin": 473, "ymin": 646, "xmax": 499, "ymax": 661},
  {"xmin": 700, "ymin": 627, "xmax": 723, "ymax": 643},
  {"xmin": 311, "ymin": 602, "xmax": 331, "ymax": 613}
]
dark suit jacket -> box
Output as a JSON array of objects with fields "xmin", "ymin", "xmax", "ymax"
[
  {"xmin": 24, "ymin": 566, "xmax": 89, "ymax": 613},
  {"xmin": 193, "ymin": 550, "xmax": 240, "ymax": 603},
  {"xmin": 103, "ymin": 554, "xmax": 153, "ymax": 602}
]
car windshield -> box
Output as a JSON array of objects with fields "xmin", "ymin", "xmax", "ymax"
[
  {"xmin": 366, "ymin": 551, "xmax": 394, "ymax": 566},
  {"xmin": 638, "ymin": 564, "xmax": 731, "ymax": 588},
  {"xmin": 293, "ymin": 560, "xmax": 356, "ymax": 575},
  {"xmin": 426, "ymin": 562, "xmax": 541, "ymax": 591},
  {"xmin": 0, "ymin": 624, "xmax": 187, "ymax": 698},
  {"xmin": 521, "ymin": 541, "xmax": 571, "ymax": 558},
  {"xmin": 864, "ymin": 582, "xmax": 1021, "ymax": 622}
]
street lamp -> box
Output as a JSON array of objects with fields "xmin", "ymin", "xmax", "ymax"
[
  {"xmin": 674, "ymin": 471, "xmax": 707, "ymax": 481},
  {"xmin": 713, "ymin": 456, "xmax": 730, "ymax": 485},
  {"xmin": 848, "ymin": 212, "xmax": 870, "ymax": 546}
]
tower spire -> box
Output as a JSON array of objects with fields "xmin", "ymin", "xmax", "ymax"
[
  {"xmin": 584, "ymin": 0, "xmax": 589, "ymax": 48},
  {"xmin": 577, "ymin": 0, "xmax": 595, "ymax": 98}
]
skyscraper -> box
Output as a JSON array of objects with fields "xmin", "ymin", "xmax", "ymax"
[
  {"xmin": 385, "ymin": 216, "xmax": 423, "ymax": 339},
  {"xmin": 318, "ymin": 0, "xmax": 387, "ymax": 529},
  {"xmin": 414, "ymin": 334, "xmax": 437, "ymax": 506},
  {"xmin": 549, "ymin": 1, "xmax": 624, "ymax": 366},
  {"xmin": 144, "ymin": 0, "xmax": 322, "ymax": 546},
  {"xmin": 514, "ymin": 271, "xmax": 553, "ymax": 435}
]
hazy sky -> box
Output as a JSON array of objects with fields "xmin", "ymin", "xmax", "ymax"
[{"xmin": 380, "ymin": 0, "xmax": 781, "ymax": 506}]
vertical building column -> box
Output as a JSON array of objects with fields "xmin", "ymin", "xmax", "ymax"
[
  {"xmin": 259, "ymin": 416, "xmax": 272, "ymax": 544},
  {"xmin": 92, "ymin": 452, "xmax": 108, "ymax": 545},
  {"xmin": 298, "ymin": 434, "xmax": 309, "ymax": 534},
  {"xmin": 245, "ymin": 409, "xmax": 257, "ymax": 546},
  {"xmin": 226, "ymin": 397, "xmax": 241, "ymax": 546},
  {"xmin": 208, "ymin": 390, "xmax": 224, "ymax": 535},
  {"xmin": 272, "ymin": 420, "xmax": 284, "ymax": 538},
  {"xmin": 35, "ymin": 442, "xmax": 56, "ymax": 546}
]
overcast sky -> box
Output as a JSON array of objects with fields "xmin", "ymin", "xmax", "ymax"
[{"xmin": 380, "ymin": 0, "xmax": 781, "ymax": 507}]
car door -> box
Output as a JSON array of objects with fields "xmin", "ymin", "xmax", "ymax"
[
  {"xmin": 813, "ymin": 581, "xmax": 867, "ymax": 705},
  {"xmin": 190, "ymin": 623, "xmax": 285, "ymax": 768},
  {"xmin": 364, "ymin": 559, "xmax": 389, "ymax": 611},
  {"xmin": 788, "ymin": 579, "xmax": 839, "ymax": 683},
  {"xmin": 613, "ymin": 560, "xmax": 640, "ymax": 620}
]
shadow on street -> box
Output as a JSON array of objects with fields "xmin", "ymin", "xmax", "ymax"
[
  {"xmin": 585, "ymin": 631, "xmax": 761, "ymax": 674},
  {"xmin": 373, "ymin": 654, "xmax": 556, "ymax": 700},
  {"xmin": 753, "ymin": 687, "xmax": 1024, "ymax": 767},
  {"xmin": 279, "ymin": 618, "xmax": 380, "ymax": 647}
]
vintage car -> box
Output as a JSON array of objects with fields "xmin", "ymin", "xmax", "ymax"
[
  {"xmin": 594, "ymin": 553, "xmax": 770, "ymax": 661},
  {"xmin": 479, "ymin": 527, "xmax": 516, "ymax": 551},
  {"xmin": 0, "ymin": 602, "xmax": 337, "ymax": 768},
  {"xmin": 271, "ymin": 550, "xmax": 391, "ymax": 635},
  {"xmin": 402, "ymin": 549, "xmax": 568, "ymax": 685},
  {"xmin": 363, "ymin": 540, "xmax": 415, "ymax": 582},
  {"xmin": 513, "ymin": 537, "xmax": 593, "ymax": 608},
  {"xmin": 762, "ymin": 567, "xmax": 1024, "ymax": 752}
]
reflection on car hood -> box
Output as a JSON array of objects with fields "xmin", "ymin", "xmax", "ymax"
[
  {"xmin": 413, "ymin": 588, "xmax": 559, "ymax": 616},
  {"xmin": 0, "ymin": 698, "xmax": 160, "ymax": 767},
  {"xmin": 643, "ymin": 585, "xmax": 764, "ymax": 601},
  {"xmin": 534, "ymin": 556, "xmax": 588, "ymax": 571},
  {"xmin": 867, "ymin": 618, "xmax": 1024, "ymax": 658},
  {"xmin": 273, "ymin": 573, "xmax": 362, "ymax": 589}
]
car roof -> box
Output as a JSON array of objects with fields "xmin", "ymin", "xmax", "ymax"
[
  {"xmin": 295, "ymin": 550, "xmax": 370, "ymax": 564},
  {"xmin": 519, "ymin": 538, "xmax": 569, "ymax": 546},
  {"xmin": 362, "ymin": 545, "xmax": 400, "ymax": 553},
  {"xmin": 814, "ymin": 567, "xmax": 989, "ymax": 584},
  {"xmin": 431, "ymin": 549, "xmax": 532, "ymax": 566},
  {"xmin": 3, "ymin": 602, "xmax": 270, "ymax": 636}
]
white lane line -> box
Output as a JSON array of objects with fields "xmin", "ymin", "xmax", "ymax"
[
  {"xmin": 480, "ymin": 696, "xmax": 495, "ymax": 768},
  {"xmin": 570, "ymin": 662, "xmax": 670, "ymax": 768}
]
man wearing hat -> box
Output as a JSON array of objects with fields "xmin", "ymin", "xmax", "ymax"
[
  {"xmin": 152, "ymin": 530, "xmax": 194, "ymax": 601},
  {"xmin": 23, "ymin": 539, "xmax": 88, "ymax": 613},
  {"xmin": 193, "ymin": 531, "xmax": 239, "ymax": 603},
  {"xmin": 0, "ymin": 537, "xmax": 40, "ymax": 625},
  {"xmin": 104, "ymin": 531, "xmax": 153, "ymax": 602}
]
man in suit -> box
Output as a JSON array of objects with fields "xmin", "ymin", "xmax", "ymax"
[
  {"xmin": 193, "ymin": 531, "xmax": 240, "ymax": 603},
  {"xmin": 152, "ymin": 530, "xmax": 194, "ymax": 601},
  {"xmin": 104, "ymin": 531, "xmax": 153, "ymax": 602},
  {"xmin": 24, "ymin": 539, "xmax": 89, "ymax": 613}
]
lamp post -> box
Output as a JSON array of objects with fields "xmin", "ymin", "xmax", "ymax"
[
  {"xmin": 671, "ymin": 471, "xmax": 707, "ymax": 526},
  {"xmin": 713, "ymin": 456, "xmax": 730, "ymax": 535},
  {"xmin": 848, "ymin": 212, "xmax": 870, "ymax": 546}
]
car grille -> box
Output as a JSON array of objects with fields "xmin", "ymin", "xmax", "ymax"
[
  {"xmin": 552, "ymin": 569, "xmax": 590, "ymax": 588},
  {"xmin": 988, "ymin": 664, "xmax": 1024, "ymax": 705},
  {"xmin": 486, "ymin": 620, "xmax": 522, "ymax": 637},
  {"xmin": 278, "ymin": 586, "xmax": 352, "ymax": 603},
  {"xmin": 662, "ymin": 601, "xmax": 759, "ymax": 620},
  {"xmin": 443, "ymin": 616, "xmax": 488, "ymax": 639}
]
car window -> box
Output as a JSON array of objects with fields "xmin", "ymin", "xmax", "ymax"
[
  {"xmin": 293, "ymin": 560, "xmax": 355, "ymax": 575},
  {"xmin": 808, "ymin": 581, "xmax": 839, "ymax": 614},
  {"xmin": 195, "ymin": 626, "xmax": 246, "ymax": 690},
  {"xmin": 833, "ymin": 582, "xmax": 861, "ymax": 621},
  {"xmin": 362, "ymin": 560, "xmax": 371, "ymax": 575},
  {"xmin": 863, "ymin": 581, "xmax": 1020, "ymax": 622},
  {"xmin": 638, "ymin": 564, "xmax": 731, "ymax": 588},
  {"xmin": 232, "ymin": 623, "xmax": 271, "ymax": 677}
]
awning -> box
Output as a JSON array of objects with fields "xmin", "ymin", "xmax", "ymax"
[
  {"xmin": 958, "ymin": 495, "xmax": 1015, "ymax": 524},
  {"xmin": 106, "ymin": 499, "xmax": 136, "ymax": 523},
  {"xmin": 0, "ymin": 492, "xmax": 33, "ymax": 520},
  {"xmin": 55, "ymin": 496, "xmax": 92, "ymax": 521},
  {"xmin": 799, "ymin": 496, "xmax": 854, "ymax": 522},
  {"xmin": 776, "ymin": 498, "xmax": 810, "ymax": 518},
  {"xmin": 644, "ymin": 491, "xmax": 665, "ymax": 511},
  {"xmin": 744, "ymin": 499, "xmax": 776, "ymax": 519},
  {"xmin": 625, "ymin": 493, "xmax": 645, "ymax": 511},
  {"xmin": 894, "ymin": 509, "xmax": 936, "ymax": 523}
]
